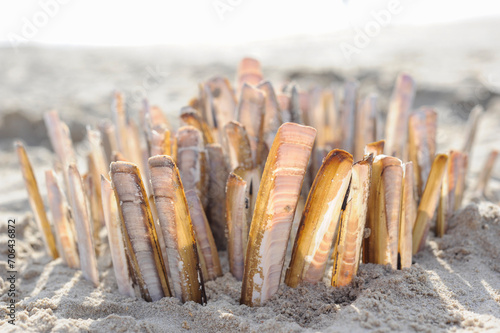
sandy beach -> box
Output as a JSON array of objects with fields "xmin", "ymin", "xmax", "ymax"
[{"xmin": 1, "ymin": 18, "xmax": 500, "ymax": 332}]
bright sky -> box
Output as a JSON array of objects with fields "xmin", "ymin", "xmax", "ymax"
[{"xmin": 1, "ymin": 0, "xmax": 499, "ymax": 47}]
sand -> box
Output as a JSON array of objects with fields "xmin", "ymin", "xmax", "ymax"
[
  {"xmin": 1, "ymin": 18, "xmax": 500, "ymax": 332},
  {"xmin": 1, "ymin": 202, "xmax": 500, "ymax": 332}
]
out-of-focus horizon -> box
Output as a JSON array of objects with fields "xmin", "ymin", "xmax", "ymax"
[
  {"xmin": 1, "ymin": 0, "xmax": 500, "ymax": 181},
  {"xmin": 1, "ymin": 0, "xmax": 499, "ymax": 47}
]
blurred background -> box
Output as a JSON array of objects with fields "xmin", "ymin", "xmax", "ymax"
[{"xmin": 1, "ymin": 0, "xmax": 499, "ymax": 180}]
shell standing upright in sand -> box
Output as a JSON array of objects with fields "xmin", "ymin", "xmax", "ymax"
[
  {"xmin": 236, "ymin": 57, "xmax": 263, "ymax": 96},
  {"xmin": 364, "ymin": 155, "xmax": 403, "ymax": 269},
  {"xmin": 176, "ymin": 126, "xmax": 209, "ymax": 209},
  {"xmin": 285, "ymin": 149, "xmax": 353, "ymax": 288},
  {"xmin": 45, "ymin": 170, "xmax": 79, "ymax": 268},
  {"xmin": 185, "ymin": 189, "xmax": 222, "ymax": 282},
  {"xmin": 205, "ymin": 76, "xmax": 237, "ymax": 133},
  {"xmin": 241, "ymin": 122, "xmax": 316, "ymax": 307},
  {"xmin": 148, "ymin": 155, "xmax": 207, "ymax": 304},
  {"xmin": 205, "ymin": 144, "xmax": 230, "ymax": 250},
  {"xmin": 150, "ymin": 128, "xmax": 171, "ymax": 157},
  {"xmin": 16, "ymin": 142, "xmax": 59, "ymax": 259},
  {"xmin": 408, "ymin": 108, "xmax": 437, "ymax": 199},
  {"xmin": 101, "ymin": 176, "xmax": 135, "ymax": 297},
  {"xmin": 399, "ymin": 162, "xmax": 417, "ymax": 268},
  {"xmin": 43, "ymin": 111, "xmax": 77, "ymax": 171},
  {"xmin": 364, "ymin": 140, "xmax": 385, "ymax": 158},
  {"xmin": 462, "ymin": 105, "xmax": 483, "ymax": 157},
  {"xmin": 67, "ymin": 164, "xmax": 99, "ymax": 286},
  {"xmin": 384, "ymin": 74, "xmax": 415, "ymax": 159},
  {"xmin": 331, "ymin": 155, "xmax": 372, "ymax": 287},
  {"xmin": 235, "ymin": 83, "xmax": 266, "ymax": 166},
  {"xmin": 437, "ymin": 150, "xmax": 467, "ymax": 236},
  {"xmin": 224, "ymin": 120, "xmax": 261, "ymax": 229},
  {"xmin": 413, "ymin": 154, "xmax": 448, "ymax": 253},
  {"xmin": 258, "ymin": 81, "xmax": 282, "ymax": 151},
  {"xmin": 224, "ymin": 121, "xmax": 254, "ymax": 171},
  {"xmin": 110, "ymin": 162, "xmax": 171, "ymax": 301},
  {"xmin": 226, "ymin": 173, "xmax": 248, "ymax": 281},
  {"xmin": 180, "ymin": 107, "xmax": 215, "ymax": 145}
]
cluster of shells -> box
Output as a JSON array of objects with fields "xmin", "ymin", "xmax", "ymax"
[{"xmin": 17, "ymin": 58, "xmax": 486, "ymax": 307}]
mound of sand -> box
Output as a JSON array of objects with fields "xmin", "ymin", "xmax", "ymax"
[{"xmin": 1, "ymin": 201, "xmax": 499, "ymax": 332}]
